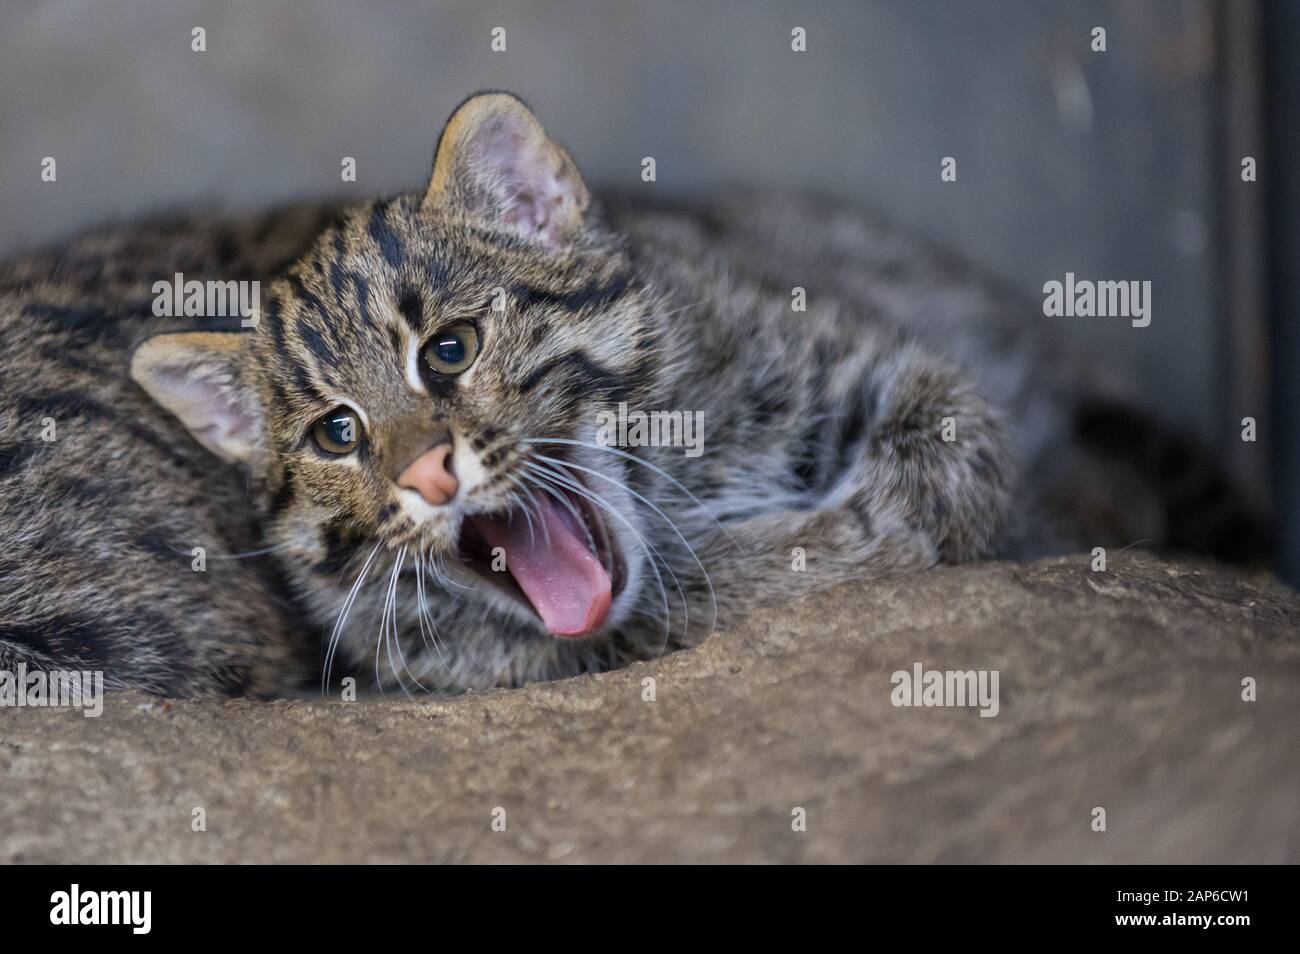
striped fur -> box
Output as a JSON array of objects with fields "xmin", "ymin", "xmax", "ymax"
[{"xmin": 1, "ymin": 93, "xmax": 1248, "ymax": 697}]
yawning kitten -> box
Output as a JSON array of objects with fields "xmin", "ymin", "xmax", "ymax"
[{"xmin": 0, "ymin": 93, "xmax": 1257, "ymax": 696}]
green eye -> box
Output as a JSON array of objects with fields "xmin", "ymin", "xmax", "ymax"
[
  {"xmin": 422, "ymin": 321, "xmax": 479, "ymax": 375},
  {"xmin": 312, "ymin": 407, "xmax": 362, "ymax": 455}
]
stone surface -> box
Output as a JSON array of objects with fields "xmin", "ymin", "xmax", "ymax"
[{"xmin": 1, "ymin": 552, "xmax": 1297, "ymax": 863}]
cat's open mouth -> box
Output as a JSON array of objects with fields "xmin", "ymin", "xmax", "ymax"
[{"xmin": 456, "ymin": 475, "xmax": 626, "ymax": 637}]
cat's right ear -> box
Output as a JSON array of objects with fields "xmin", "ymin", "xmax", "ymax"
[
  {"xmin": 130, "ymin": 332, "xmax": 261, "ymax": 464},
  {"xmin": 422, "ymin": 92, "xmax": 590, "ymax": 249}
]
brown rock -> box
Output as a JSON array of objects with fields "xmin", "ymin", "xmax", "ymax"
[{"xmin": 2, "ymin": 552, "xmax": 1296, "ymax": 863}]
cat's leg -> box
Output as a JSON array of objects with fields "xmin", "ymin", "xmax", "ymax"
[
  {"xmin": 684, "ymin": 341, "xmax": 1015, "ymax": 627},
  {"xmin": 687, "ymin": 500, "xmax": 936, "ymax": 626}
]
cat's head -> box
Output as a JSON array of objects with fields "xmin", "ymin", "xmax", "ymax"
[{"xmin": 132, "ymin": 93, "xmax": 664, "ymax": 648}]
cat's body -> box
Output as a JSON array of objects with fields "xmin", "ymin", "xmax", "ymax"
[
  {"xmin": 0, "ymin": 205, "xmax": 336, "ymax": 693},
  {"xmin": 0, "ymin": 94, "xmax": 1259, "ymax": 696}
]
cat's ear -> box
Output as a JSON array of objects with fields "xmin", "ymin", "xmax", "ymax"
[
  {"xmin": 130, "ymin": 332, "xmax": 261, "ymax": 464},
  {"xmin": 422, "ymin": 92, "xmax": 590, "ymax": 248}
]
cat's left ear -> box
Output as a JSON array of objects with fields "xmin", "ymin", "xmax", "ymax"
[
  {"xmin": 422, "ymin": 92, "xmax": 590, "ymax": 249},
  {"xmin": 130, "ymin": 332, "xmax": 261, "ymax": 464}
]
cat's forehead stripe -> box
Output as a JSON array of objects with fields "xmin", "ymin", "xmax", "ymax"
[
  {"xmin": 397, "ymin": 288, "xmax": 425, "ymax": 333},
  {"xmin": 367, "ymin": 200, "xmax": 405, "ymax": 269}
]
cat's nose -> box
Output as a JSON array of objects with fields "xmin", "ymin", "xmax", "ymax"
[{"xmin": 397, "ymin": 443, "xmax": 459, "ymax": 505}]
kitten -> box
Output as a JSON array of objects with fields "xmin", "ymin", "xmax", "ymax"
[{"xmin": 0, "ymin": 93, "xmax": 1261, "ymax": 696}]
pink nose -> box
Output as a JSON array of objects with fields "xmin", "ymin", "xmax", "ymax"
[{"xmin": 397, "ymin": 443, "xmax": 458, "ymax": 505}]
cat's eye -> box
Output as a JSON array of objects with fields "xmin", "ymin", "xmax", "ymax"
[
  {"xmin": 422, "ymin": 321, "xmax": 479, "ymax": 375},
  {"xmin": 312, "ymin": 407, "xmax": 362, "ymax": 455}
]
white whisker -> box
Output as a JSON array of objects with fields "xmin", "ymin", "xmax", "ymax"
[
  {"xmin": 375, "ymin": 546, "xmax": 405, "ymax": 694},
  {"xmin": 322, "ymin": 542, "xmax": 381, "ymax": 697},
  {"xmin": 532, "ymin": 452, "xmax": 717, "ymax": 637},
  {"xmin": 521, "ymin": 437, "xmax": 738, "ymax": 549},
  {"xmin": 522, "ymin": 461, "xmax": 677, "ymax": 657},
  {"xmin": 185, "ymin": 541, "xmax": 293, "ymax": 561}
]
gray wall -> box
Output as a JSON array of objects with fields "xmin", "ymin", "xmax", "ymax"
[{"xmin": 1, "ymin": 0, "xmax": 1228, "ymax": 445}]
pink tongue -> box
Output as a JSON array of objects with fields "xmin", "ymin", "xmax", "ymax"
[{"xmin": 470, "ymin": 496, "xmax": 611, "ymax": 637}]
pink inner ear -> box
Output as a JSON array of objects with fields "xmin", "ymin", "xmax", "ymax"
[
  {"xmin": 201, "ymin": 400, "xmax": 257, "ymax": 446},
  {"xmin": 158, "ymin": 365, "xmax": 255, "ymax": 449},
  {"xmin": 472, "ymin": 119, "xmax": 575, "ymax": 247}
]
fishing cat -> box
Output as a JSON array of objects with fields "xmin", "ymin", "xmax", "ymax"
[{"xmin": 0, "ymin": 93, "xmax": 1259, "ymax": 696}]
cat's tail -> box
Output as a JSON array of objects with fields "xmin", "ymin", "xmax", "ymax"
[{"xmin": 1071, "ymin": 398, "xmax": 1272, "ymax": 565}]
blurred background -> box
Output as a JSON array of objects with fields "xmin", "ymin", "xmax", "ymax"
[{"xmin": 1, "ymin": 0, "xmax": 1294, "ymax": 582}]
